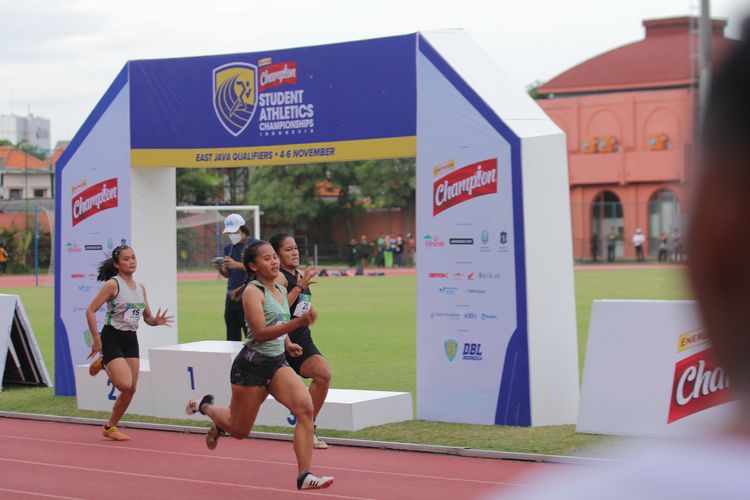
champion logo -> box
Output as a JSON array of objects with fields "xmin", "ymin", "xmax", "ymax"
[
  {"xmin": 259, "ymin": 62, "xmax": 297, "ymax": 91},
  {"xmin": 71, "ymin": 178, "xmax": 118, "ymax": 226},
  {"xmin": 433, "ymin": 158, "xmax": 498, "ymax": 216},
  {"xmin": 668, "ymin": 348, "xmax": 735, "ymax": 423}
]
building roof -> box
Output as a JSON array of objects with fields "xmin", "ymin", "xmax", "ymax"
[
  {"xmin": 0, "ymin": 146, "xmax": 48, "ymax": 170},
  {"xmin": 538, "ymin": 17, "xmax": 737, "ymax": 96}
]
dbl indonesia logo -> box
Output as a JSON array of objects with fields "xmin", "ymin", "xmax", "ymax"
[{"xmin": 463, "ymin": 343, "xmax": 483, "ymax": 361}]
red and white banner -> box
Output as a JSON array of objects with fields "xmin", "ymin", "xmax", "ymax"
[{"xmin": 578, "ymin": 301, "xmax": 737, "ymax": 437}]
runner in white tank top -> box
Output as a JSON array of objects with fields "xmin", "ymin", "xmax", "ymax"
[{"xmin": 85, "ymin": 245, "xmax": 172, "ymax": 442}]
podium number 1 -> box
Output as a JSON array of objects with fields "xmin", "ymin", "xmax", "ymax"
[{"xmin": 187, "ymin": 366, "xmax": 195, "ymax": 390}]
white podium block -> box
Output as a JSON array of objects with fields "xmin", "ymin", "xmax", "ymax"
[
  {"xmin": 149, "ymin": 341, "xmax": 243, "ymax": 420},
  {"xmin": 255, "ymin": 389, "xmax": 413, "ymax": 431},
  {"xmin": 74, "ymin": 359, "xmax": 154, "ymax": 416}
]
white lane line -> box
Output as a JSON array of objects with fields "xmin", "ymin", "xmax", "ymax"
[
  {"xmin": 0, "ymin": 457, "xmax": 371, "ymax": 500},
  {"xmin": 0, "ymin": 434, "xmax": 529, "ymax": 488},
  {"xmin": 0, "ymin": 488, "xmax": 83, "ymax": 500}
]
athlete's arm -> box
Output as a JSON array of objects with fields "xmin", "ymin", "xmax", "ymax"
[
  {"xmin": 85, "ymin": 279, "xmax": 118, "ymax": 359},
  {"xmin": 141, "ymin": 285, "xmax": 174, "ymax": 327},
  {"xmin": 243, "ymin": 285, "xmax": 316, "ymax": 342}
]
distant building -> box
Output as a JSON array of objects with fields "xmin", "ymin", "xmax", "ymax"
[
  {"xmin": 536, "ymin": 17, "xmax": 736, "ymax": 260},
  {"xmin": 0, "ymin": 114, "xmax": 51, "ymax": 153},
  {"xmin": 0, "ymin": 141, "xmax": 66, "ymax": 204}
]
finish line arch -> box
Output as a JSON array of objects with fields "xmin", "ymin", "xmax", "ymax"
[{"xmin": 55, "ymin": 31, "xmax": 578, "ymax": 427}]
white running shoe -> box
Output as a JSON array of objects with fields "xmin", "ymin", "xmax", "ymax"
[
  {"xmin": 297, "ymin": 472, "xmax": 334, "ymax": 490},
  {"xmin": 313, "ymin": 432, "xmax": 329, "ymax": 449}
]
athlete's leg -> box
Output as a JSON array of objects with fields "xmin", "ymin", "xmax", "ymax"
[
  {"xmin": 203, "ymin": 385, "xmax": 268, "ymax": 439},
  {"xmin": 269, "ymin": 367, "xmax": 314, "ymax": 474},
  {"xmin": 105, "ymin": 357, "xmax": 139, "ymax": 427},
  {"xmin": 299, "ymin": 355, "xmax": 331, "ymax": 421}
]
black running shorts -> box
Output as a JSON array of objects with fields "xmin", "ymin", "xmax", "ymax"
[
  {"xmin": 100, "ymin": 324, "xmax": 140, "ymax": 364},
  {"xmin": 230, "ymin": 346, "xmax": 290, "ymax": 388},
  {"xmin": 285, "ymin": 327, "xmax": 323, "ymax": 377}
]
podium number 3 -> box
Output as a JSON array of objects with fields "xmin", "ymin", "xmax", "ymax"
[{"xmin": 187, "ymin": 366, "xmax": 195, "ymax": 390}]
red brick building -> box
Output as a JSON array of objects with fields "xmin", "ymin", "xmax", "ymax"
[{"xmin": 537, "ymin": 17, "xmax": 735, "ymax": 260}]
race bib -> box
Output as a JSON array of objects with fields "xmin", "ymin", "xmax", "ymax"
[
  {"xmin": 293, "ymin": 293, "xmax": 312, "ymax": 317},
  {"xmin": 124, "ymin": 304, "xmax": 144, "ymax": 326}
]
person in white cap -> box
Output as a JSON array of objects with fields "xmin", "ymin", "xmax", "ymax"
[{"xmin": 214, "ymin": 213, "xmax": 257, "ymax": 341}]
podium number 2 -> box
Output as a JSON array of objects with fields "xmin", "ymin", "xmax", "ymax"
[
  {"xmin": 106, "ymin": 379, "xmax": 117, "ymax": 401},
  {"xmin": 187, "ymin": 366, "xmax": 195, "ymax": 390}
]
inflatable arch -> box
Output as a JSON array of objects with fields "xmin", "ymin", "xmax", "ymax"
[{"xmin": 55, "ymin": 31, "xmax": 578, "ymax": 426}]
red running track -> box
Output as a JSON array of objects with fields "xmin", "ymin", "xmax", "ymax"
[{"xmin": 0, "ymin": 418, "xmax": 573, "ymax": 499}]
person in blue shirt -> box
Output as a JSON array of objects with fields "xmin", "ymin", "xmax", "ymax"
[{"xmin": 213, "ymin": 213, "xmax": 257, "ymax": 341}]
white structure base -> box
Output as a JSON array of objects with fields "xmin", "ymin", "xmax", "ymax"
[
  {"xmin": 74, "ymin": 359, "xmax": 154, "ymax": 416},
  {"xmin": 75, "ymin": 341, "xmax": 413, "ymax": 431}
]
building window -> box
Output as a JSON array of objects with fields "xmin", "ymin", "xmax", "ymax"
[
  {"xmin": 9, "ymin": 189, "xmax": 21, "ymax": 200},
  {"xmin": 33, "ymin": 189, "xmax": 46, "ymax": 198}
]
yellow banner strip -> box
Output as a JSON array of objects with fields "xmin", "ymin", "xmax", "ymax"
[{"xmin": 131, "ymin": 136, "xmax": 416, "ymax": 168}]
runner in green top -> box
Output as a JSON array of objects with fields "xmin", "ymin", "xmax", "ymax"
[{"xmin": 185, "ymin": 240, "xmax": 334, "ymax": 491}]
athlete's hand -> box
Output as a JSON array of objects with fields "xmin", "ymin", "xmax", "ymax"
[
  {"xmin": 298, "ymin": 307, "xmax": 317, "ymax": 326},
  {"xmin": 87, "ymin": 336, "xmax": 102, "ymax": 360},
  {"xmin": 298, "ymin": 267, "xmax": 319, "ymax": 288},
  {"xmin": 286, "ymin": 342, "xmax": 303, "ymax": 358},
  {"xmin": 151, "ymin": 308, "xmax": 174, "ymax": 326}
]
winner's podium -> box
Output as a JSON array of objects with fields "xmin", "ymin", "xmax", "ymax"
[{"xmin": 76, "ymin": 341, "xmax": 413, "ymax": 431}]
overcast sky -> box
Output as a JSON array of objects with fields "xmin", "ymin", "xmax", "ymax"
[{"xmin": 0, "ymin": 0, "xmax": 747, "ymax": 147}]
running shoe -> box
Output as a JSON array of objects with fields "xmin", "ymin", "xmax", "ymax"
[
  {"xmin": 297, "ymin": 472, "xmax": 334, "ymax": 490},
  {"xmin": 185, "ymin": 394, "xmax": 214, "ymax": 415},
  {"xmin": 313, "ymin": 426, "xmax": 329, "ymax": 449},
  {"xmin": 206, "ymin": 423, "xmax": 221, "ymax": 450},
  {"xmin": 102, "ymin": 425, "xmax": 129, "ymax": 441},
  {"xmin": 88, "ymin": 356, "xmax": 103, "ymax": 376}
]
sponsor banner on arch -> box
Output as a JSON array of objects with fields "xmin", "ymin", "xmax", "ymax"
[
  {"xmin": 128, "ymin": 35, "xmax": 417, "ymax": 167},
  {"xmin": 578, "ymin": 300, "xmax": 738, "ymax": 437}
]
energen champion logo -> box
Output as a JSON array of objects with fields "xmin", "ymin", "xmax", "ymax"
[
  {"xmin": 668, "ymin": 348, "xmax": 735, "ymax": 423},
  {"xmin": 213, "ymin": 62, "xmax": 258, "ymax": 137},
  {"xmin": 72, "ymin": 178, "xmax": 118, "ymax": 226},
  {"xmin": 433, "ymin": 158, "xmax": 498, "ymax": 216}
]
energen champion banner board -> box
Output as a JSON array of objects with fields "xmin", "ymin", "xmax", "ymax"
[
  {"xmin": 578, "ymin": 300, "xmax": 737, "ymax": 437},
  {"xmin": 415, "ymin": 36, "xmax": 529, "ymax": 426},
  {"xmin": 129, "ymin": 35, "xmax": 417, "ymax": 167}
]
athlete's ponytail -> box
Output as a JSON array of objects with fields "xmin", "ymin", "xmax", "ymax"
[
  {"xmin": 230, "ymin": 240, "xmax": 271, "ymax": 301},
  {"xmin": 97, "ymin": 245, "xmax": 131, "ymax": 282}
]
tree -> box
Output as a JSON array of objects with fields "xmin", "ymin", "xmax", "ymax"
[
  {"xmin": 14, "ymin": 139, "xmax": 47, "ymax": 160},
  {"xmin": 176, "ymin": 168, "xmax": 222, "ymax": 204},
  {"xmin": 245, "ymin": 164, "xmax": 329, "ymax": 235}
]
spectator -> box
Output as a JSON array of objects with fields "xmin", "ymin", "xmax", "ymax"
[
  {"xmin": 394, "ymin": 235, "xmax": 404, "ymax": 267},
  {"xmin": 0, "ymin": 244, "xmax": 8, "ymax": 273},
  {"xmin": 407, "ymin": 233, "xmax": 416, "ymax": 265},
  {"xmin": 632, "ymin": 228, "xmax": 646, "ymax": 262},
  {"xmin": 213, "ymin": 214, "xmax": 257, "ymax": 341},
  {"xmin": 375, "ymin": 234, "xmax": 385, "ymax": 267},
  {"xmin": 671, "ymin": 228, "xmax": 683, "ymax": 261},
  {"xmin": 357, "ymin": 234, "xmax": 371, "ymax": 271},
  {"xmin": 658, "ymin": 233, "xmax": 669, "ymax": 262},
  {"xmin": 590, "ymin": 233, "xmax": 599, "ymax": 263},
  {"xmin": 347, "ymin": 238, "xmax": 357, "ymax": 268},
  {"xmin": 606, "ymin": 228, "xmax": 617, "ymax": 262}
]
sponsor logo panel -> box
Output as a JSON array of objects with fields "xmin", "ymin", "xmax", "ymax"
[
  {"xmin": 71, "ymin": 178, "xmax": 119, "ymax": 226},
  {"xmin": 433, "ymin": 158, "xmax": 498, "ymax": 216},
  {"xmin": 668, "ymin": 348, "xmax": 735, "ymax": 423}
]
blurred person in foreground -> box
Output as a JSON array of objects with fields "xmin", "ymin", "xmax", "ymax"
[{"xmin": 493, "ymin": 21, "xmax": 750, "ymax": 500}]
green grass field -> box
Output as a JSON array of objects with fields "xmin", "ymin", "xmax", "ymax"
[{"xmin": 0, "ymin": 268, "xmax": 691, "ymax": 456}]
